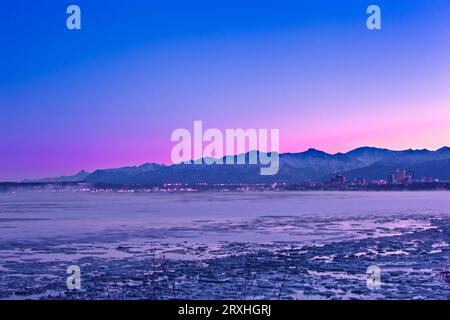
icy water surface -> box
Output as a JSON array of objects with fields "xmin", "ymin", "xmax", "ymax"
[{"xmin": 0, "ymin": 191, "xmax": 449, "ymax": 299}]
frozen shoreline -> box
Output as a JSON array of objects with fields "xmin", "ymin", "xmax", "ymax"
[{"xmin": 0, "ymin": 191, "xmax": 449, "ymax": 299}]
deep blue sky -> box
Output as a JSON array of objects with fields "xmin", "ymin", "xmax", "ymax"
[{"xmin": 1, "ymin": 1, "xmax": 449, "ymax": 180}]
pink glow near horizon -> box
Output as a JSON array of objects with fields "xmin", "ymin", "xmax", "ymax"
[{"xmin": 4, "ymin": 106, "xmax": 449, "ymax": 182}]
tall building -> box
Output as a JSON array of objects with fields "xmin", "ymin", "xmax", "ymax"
[
  {"xmin": 331, "ymin": 174, "xmax": 346, "ymax": 185},
  {"xmin": 387, "ymin": 174, "xmax": 395, "ymax": 184},
  {"xmin": 388, "ymin": 169, "xmax": 415, "ymax": 184},
  {"xmin": 395, "ymin": 169, "xmax": 406, "ymax": 183}
]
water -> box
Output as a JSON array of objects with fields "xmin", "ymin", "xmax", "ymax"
[{"xmin": 0, "ymin": 191, "xmax": 449, "ymax": 299}]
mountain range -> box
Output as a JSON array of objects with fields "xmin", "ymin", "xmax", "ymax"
[
  {"xmin": 25, "ymin": 147, "xmax": 450, "ymax": 184},
  {"xmin": 23, "ymin": 170, "xmax": 90, "ymax": 183}
]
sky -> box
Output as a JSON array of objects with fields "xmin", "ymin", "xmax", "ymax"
[{"xmin": 1, "ymin": 0, "xmax": 450, "ymax": 181}]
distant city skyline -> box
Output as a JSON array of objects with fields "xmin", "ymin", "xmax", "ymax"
[{"xmin": 1, "ymin": 1, "xmax": 450, "ymax": 181}]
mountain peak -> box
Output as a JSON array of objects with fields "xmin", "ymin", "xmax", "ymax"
[
  {"xmin": 401, "ymin": 148, "xmax": 430, "ymax": 154},
  {"xmin": 346, "ymin": 146, "xmax": 389, "ymax": 154},
  {"xmin": 138, "ymin": 163, "xmax": 164, "ymax": 170},
  {"xmin": 304, "ymin": 148, "xmax": 329, "ymax": 155}
]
